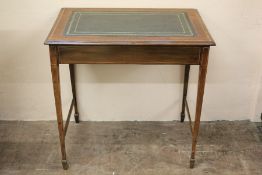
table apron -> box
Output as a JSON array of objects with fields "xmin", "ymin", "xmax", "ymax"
[{"xmin": 57, "ymin": 46, "xmax": 201, "ymax": 65}]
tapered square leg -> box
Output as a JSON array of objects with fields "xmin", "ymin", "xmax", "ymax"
[
  {"xmin": 181, "ymin": 65, "xmax": 190, "ymax": 122},
  {"xmin": 49, "ymin": 46, "xmax": 68, "ymax": 170},
  {"xmin": 190, "ymin": 47, "xmax": 209, "ymax": 168},
  {"xmin": 69, "ymin": 64, "xmax": 80, "ymax": 123}
]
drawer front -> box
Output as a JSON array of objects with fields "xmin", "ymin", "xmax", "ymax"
[{"xmin": 58, "ymin": 46, "xmax": 201, "ymax": 65}]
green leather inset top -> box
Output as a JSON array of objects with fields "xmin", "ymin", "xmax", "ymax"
[{"xmin": 65, "ymin": 11, "xmax": 195, "ymax": 37}]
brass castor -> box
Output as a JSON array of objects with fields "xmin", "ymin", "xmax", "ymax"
[
  {"xmin": 180, "ymin": 112, "xmax": 185, "ymax": 122},
  {"xmin": 190, "ymin": 158, "xmax": 195, "ymax": 168},
  {"xmin": 74, "ymin": 113, "xmax": 80, "ymax": 123},
  {"xmin": 62, "ymin": 160, "xmax": 69, "ymax": 170}
]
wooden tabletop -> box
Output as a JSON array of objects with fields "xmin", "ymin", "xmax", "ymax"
[{"xmin": 45, "ymin": 8, "xmax": 215, "ymax": 46}]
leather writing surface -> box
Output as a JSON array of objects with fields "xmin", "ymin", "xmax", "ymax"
[{"xmin": 65, "ymin": 11, "xmax": 195, "ymax": 37}]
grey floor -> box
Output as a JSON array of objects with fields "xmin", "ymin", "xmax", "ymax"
[{"xmin": 0, "ymin": 121, "xmax": 261, "ymax": 175}]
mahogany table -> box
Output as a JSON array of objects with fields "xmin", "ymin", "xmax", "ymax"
[{"xmin": 45, "ymin": 8, "xmax": 215, "ymax": 170}]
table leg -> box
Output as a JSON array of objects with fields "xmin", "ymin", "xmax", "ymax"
[
  {"xmin": 69, "ymin": 64, "xmax": 80, "ymax": 123},
  {"xmin": 190, "ymin": 47, "xmax": 209, "ymax": 168},
  {"xmin": 181, "ymin": 65, "xmax": 190, "ymax": 122},
  {"xmin": 49, "ymin": 46, "xmax": 69, "ymax": 170}
]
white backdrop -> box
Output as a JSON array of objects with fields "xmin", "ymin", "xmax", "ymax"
[{"xmin": 0, "ymin": 0, "xmax": 261, "ymax": 121}]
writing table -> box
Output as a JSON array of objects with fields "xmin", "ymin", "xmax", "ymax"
[{"xmin": 45, "ymin": 8, "xmax": 215, "ymax": 170}]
